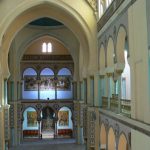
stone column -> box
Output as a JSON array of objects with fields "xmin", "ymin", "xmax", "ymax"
[
  {"xmin": 99, "ymin": 75, "xmax": 105, "ymax": 107},
  {"xmin": 20, "ymin": 81, "xmax": 23, "ymax": 99},
  {"xmin": 116, "ymin": 70, "xmax": 123, "ymax": 114},
  {"xmin": 73, "ymin": 101, "xmax": 84, "ymax": 144},
  {"xmin": 54, "ymin": 117, "xmax": 58, "ymax": 138},
  {"xmin": 72, "ymin": 81, "xmax": 77, "ymax": 100},
  {"xmin": 17, "ymin": 81, "xmax": 20, "ymax": 100},
  {"xmin": 37, "ymin": 114, "xmax": 42, "ymax": 139},
  {"xmin": 37, "ymin": 80, "xmax": 40, "ymax": 100},
  {"xmin": 87, "ymin": 107, "xmax": 96, "ymax": 149},
  {"xmin": 20, "ymin": 117, "xmax": 24, "ymax": 142},
  {"xmin": 83, "ymin": 79, "xmax": 87, "ymax": 104},
  {"xmin": 0, "ymin": 105, "xmax": 5, "ymax": 150},
  {"xmin": 4, "ymin": 79, "xmax": 8, "ymax": 105},
  {"xmin": 4, "ymin": 104, "xmax": 10, "ymax": 150},
  {"xmin": 106, "ymin": 73, "xmax": 113, "ymax": 110}
]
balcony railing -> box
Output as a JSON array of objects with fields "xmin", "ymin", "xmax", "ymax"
[
  {"xmin": 102, "ymin": 96, "xmax": 131, "ymax": 117},
  {"xmin": 121, "ymin": 99, "xmax": 131, "ymax": 117},
  {"xmin": 97, "ymin": 0, "xmax": 125, "ymax": 31},
  {"xmin": 110, "ymin": 97, "xmax": 118, "ymax": 113},
  {"xmin": 102, "ymin": 96, "xmax": 108, "ymax": 109}
]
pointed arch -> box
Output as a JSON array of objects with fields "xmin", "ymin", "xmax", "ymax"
[
  {"xmin": 116, "ymin": 25, "xmax": 128, "ymax": 64},
  {"xmin": 0, "ymin": 0, "xmax": 96, "ymax": 78},
  {"xmin": 100, "ymin": 123, "xmax": 107, "ymax": 149},
  {"xmin": 99, "ymin": 43, "xmax": 106, "ymax": 71},
  {"xmin": 108, "ymin": 127, "xmax": 116, "ymax": 150},
  {"xmin": 106, "ymin": 36, "xmax": 115, "ymax": 68},
  {"xmin": 118, "ymin": 133, "xmax": 128, "ymax": 150}
]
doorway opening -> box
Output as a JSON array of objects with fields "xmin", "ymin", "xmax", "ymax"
[{"xmin": 41, "ymin": 106, "xmax": 55, "ymax": 139}]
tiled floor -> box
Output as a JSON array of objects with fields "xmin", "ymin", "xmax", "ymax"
[{"xmin": 10, "ymin": 138, "xmax": 85, "ymax": 150}]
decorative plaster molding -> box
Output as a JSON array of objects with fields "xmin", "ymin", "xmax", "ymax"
[
  {"xmin": 0, "ymin": 105, "xmax": 2, "ymax": 112},
  {"xmin": 4, "ymin": 104, "xmax": 10, "ymax": 109},
  {"xmin": 85, "ymin": 0, "xmax": 98, "ymax": 15}
]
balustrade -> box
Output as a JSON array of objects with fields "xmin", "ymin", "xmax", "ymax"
[
  {"xmin": 101, "ymin": 96, "xmax": 131, "ymax": 117},
  {"xmin": 102, "ymin": 96, "xmax": 108, "ymax": 109},
  {"xmin": 97, "ymin": 0, "xmax": 125, "ymax": 31},
  {"xmin": 121, "ymin": 99, "xmax": 131, "ymax": 117}
]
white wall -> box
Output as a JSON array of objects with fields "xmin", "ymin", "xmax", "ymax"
[
  {"xmin": 131, "ymin": 129, "xmax": 150, "ymax": 150},
  {"xmin": 121, "ymin": 51, "xmax": 131, "ymax": 99}
]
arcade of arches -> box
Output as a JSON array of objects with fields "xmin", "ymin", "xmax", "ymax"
[{"xmin": 0, "ymin": 0, "xmax": 150, "ymax": 150}]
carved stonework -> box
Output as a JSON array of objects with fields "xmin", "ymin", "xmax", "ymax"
[
  {"xmin": 17, "ymin": 103, "xmax": 21, "ymax": 129},
  {"xmin": 9, "ymin": 103, "xmax": 14, "ymax": 127},
  {"xmin": 114, "ymin": 123, "xmax": 120, "ymax": 138},
  {"xmin": 105, "ymin": 119, "xmax": 109, "ymax": 130},
  {"xmin": 85, "ymin": 0, "xmax": 97, "ymax": 13},
  {"xmin": 73, "ymin": 102, "xmax": 79, "ymax": 127},
  {"xmin": 87, "ymin": 109, "xmax": 95, "ymax": 148},
  {"xmin": 83, "ymin": 106, "xmax": 87, "ymax": 139},
  {"xmin": 4, "ymin": 106, "xmax": 10, "ymax": 140}
]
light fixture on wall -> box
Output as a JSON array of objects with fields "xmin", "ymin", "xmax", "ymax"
[{"xmin": 42, "ymin": 42, "xmax": 52, "ymax": 53}]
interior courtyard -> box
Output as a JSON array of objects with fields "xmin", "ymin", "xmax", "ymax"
[{"xmin": 0, "ymin": 0, "xmax": 150, "ymax": 150}]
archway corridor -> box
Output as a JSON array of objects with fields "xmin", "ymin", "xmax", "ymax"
[{"xmin": 10, "ymin": 139, "xmax": 85, "ymax": 150}]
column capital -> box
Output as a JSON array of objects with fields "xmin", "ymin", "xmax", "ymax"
[
  {"xmin": 106, "ymin": 72, "xmax": 113, "ymax": 77},
  {"xmin": 4, "ymin": 104, "xmax": 10, "ymax": 109},
  {"xmin": 0, "ymin": 105, "xmax": 2, "ymax": 112}
]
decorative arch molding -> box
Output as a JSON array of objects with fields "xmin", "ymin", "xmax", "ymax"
[
  {"xmin": 106, "ymin": 36, "xmax": 115, "ymax": 74},
  {"xmin": 118, "ymin": 132, "xmax": 129, "ymax": 150},
  {"xmin": 100, "ymin": 122, "xmax": 107, "ymax": 149},
  {"xmin": 17, "ymin": 32, "xmax": 77, "ymax": 79},
  {"xmin": 39, "ymin": 67, "xmax": 55, "ymax": 76},
  {"xmin": 108, "ymin": 126, "xmax": 116, "ymax": 150},
  {"xmin": 115, "ymin": 24, "xmax": 128, "ymax": 71},
  {"xmin": 17, "ymin": 32, "xmax": 76, "ymax": 64},
  {"xmin": 58, "ymin": 105, "xmax": 73, "ymax": 115},
  {"xmin": 22, "ymin": 106, "xmax": 38, "ymax": 120},
  {"xmin": 22, "ymin": 67, "xmax": 38, "ymax": 76},
  {"xmin": 99, "ymin": 43, "xmax": 106, "ymax": 75},
  {"xmin": 0, "ymin": 0, "xmax": 96, "ymax": 79},
  {"xmin": 57, "ymin": 67, "xmax": 72, "ymax": 76}
]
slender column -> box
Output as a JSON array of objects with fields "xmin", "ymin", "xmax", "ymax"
[
  {"xmin": 79, "ymin": 81, "xmax": 83, "ymax": 100},
  {"xmin": 4, "ymin": 105, "xmax": 10, "ymax": 150},
  {"xmin": 37, "ymin": 81, "xmax": 40, "ymax": 100},
  {"xmin": 83, "ymin": 79, "xmax": 87, "ymax": 104},
  {"xmin": 99, "ymin": 76, "xmax": 104, "ymax": 107},
  {"xmin": 73, "ymin": 81, "xmax": 77, "ymax": 100},
  {"xmin": 20, "ymin": 81, "xmax": 23, "ymax": 99},
  {"xmin": 10, "ymin": 81, "xmax": 14, "ymax": 101},
  {"xmin": 107, "ymin": 73, "xmax": 112, "ymax": 109},
  {"xmin": 118, "ymin": 75, "xmax": 122, "ymax": 114},
  {"xmin": 54, "ymin": 118, "xmax": 58, "ymax": 138},
  {"xmin": 4, "ymin": 79, "xmax": 8, "ymax": 105},
  {"xmin": 55, "ymin": 82, "xmax": 57, "ymax": 100},
  {"xmin": 20, "ymin": 118, "xmax": 24, "ymax": 142},
  {"xmin": 72, "ymin": 82, "xmax": 74, "ymax": 99},
  {"xmin": 90, "ymin": 76, "xmax": 94, "ymax": 106},
  {"xmin": 76, "ymin": 101, "xmax": 84, "ymax": 144},
  {"xmin": 17, "ymin": 81, "xmax": 19, "ymax": 100}
]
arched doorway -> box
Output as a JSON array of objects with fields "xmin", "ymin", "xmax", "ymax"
[{"xmin": 41, "ymin": 106, "xmax": 55, "ymax": 139}]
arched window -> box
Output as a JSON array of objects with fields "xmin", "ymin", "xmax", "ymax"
[
  {"xmin": 48, "ymin": 42, "xmax": 52, "ymax": 53},
  {"xmin": 42, "ymin": 42, "xmax": 47, "ymax": 53},
  {"xmin": 42, "ymin": 42, "xmax": 52, "ymax": 53}
]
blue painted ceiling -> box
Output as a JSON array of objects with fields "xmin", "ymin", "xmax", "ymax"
[{"xmin": 29, "ymin": 17, "xmax": 63, "ymax": 26}]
